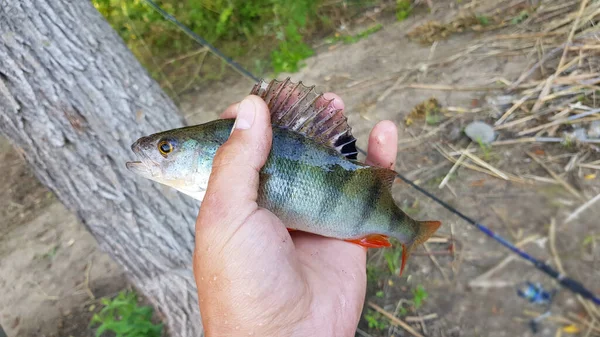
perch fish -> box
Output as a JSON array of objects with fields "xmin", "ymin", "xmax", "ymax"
[{"xmin": 126, "ymin": 78, "xmax": 441, "ymax": 275}]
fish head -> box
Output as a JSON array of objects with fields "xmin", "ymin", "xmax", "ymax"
[{"xmin": 126, "ymin": 121, "xmax": 231, "ymax": 200}]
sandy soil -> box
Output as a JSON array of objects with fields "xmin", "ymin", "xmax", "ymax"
[{"xmin": 1, "ymin": 1, "xmax": 599, "ymax": 336}]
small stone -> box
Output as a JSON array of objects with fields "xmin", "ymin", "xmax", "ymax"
[
  {"xmin": 465, "ymin": 121, "xmax": 495, "ymax": 144},
  {"xmin": 565, "ymin": 128, "xmax": 587, "ymax": 141},
  {"xmin": 576, "ymin": 128, "xmax": 587, "ymax": 140},
  {"xmin": 588, "ymin": 121, "xmax": 600, "ymax": 138}
]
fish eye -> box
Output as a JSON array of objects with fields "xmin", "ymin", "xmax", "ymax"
[{"xmin": 158, "ymin": 140, "xmax": 174, "ymax": 157}]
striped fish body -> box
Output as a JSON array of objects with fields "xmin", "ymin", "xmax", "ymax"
[
  {"xmin": 260, "ymin": 123, "xmax": 418, "ymax": 243},
  {"xmin": 127, "ymin": 78, "xmax": 441, "ymax": 274}
]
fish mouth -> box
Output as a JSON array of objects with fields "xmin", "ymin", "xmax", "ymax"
[{"xmin": 126, "ymin": 160, "xmax": 153, "ymax": 178}]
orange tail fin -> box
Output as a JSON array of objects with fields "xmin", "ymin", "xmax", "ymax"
[{"xmin": 399, "ymin": 220, "xmax": 442, "ymax": 276}]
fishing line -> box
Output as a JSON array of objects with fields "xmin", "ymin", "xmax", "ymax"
[
  {"xmin": 141, "ymin": 0, "xmax": 600, "ymax": 306},
  {"xmin": 141, "ymin": 0, "xmax": 258, "ymax": 82}
]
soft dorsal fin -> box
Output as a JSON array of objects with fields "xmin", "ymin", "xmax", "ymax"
[
  {"xmin": 370, "ymin": 167, "xmax": 397, "ymax": 190},
  {"xmin": 250, "ymin": 78, "xmax": 358, "ymax": 159}
]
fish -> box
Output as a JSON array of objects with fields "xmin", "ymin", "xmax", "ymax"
[{"xmin": 126, "ymin": 78, "xmax": 441, "ymax": 275}]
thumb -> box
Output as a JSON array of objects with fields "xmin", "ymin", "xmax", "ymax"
[{"xmin": 196, "ymin": 95, "xmax": 272, "ymax": 243}]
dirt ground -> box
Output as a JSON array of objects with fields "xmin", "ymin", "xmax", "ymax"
[{"xmin": 1, "ymin": 1, "xmax": 599, "ymax": 336}]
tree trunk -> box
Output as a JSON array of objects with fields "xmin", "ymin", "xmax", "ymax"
[{"xmin": 0, "ymin": 1, "xmax": 203, "ymax": 336}]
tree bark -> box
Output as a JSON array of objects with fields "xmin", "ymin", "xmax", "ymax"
[{"xmin": 0, "ymin": 1, "xmax": 203, "ymax": 336}]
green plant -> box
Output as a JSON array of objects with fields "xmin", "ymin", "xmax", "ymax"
[
  {"xmin": 412, "ymin": 285, "xmax": 428, "ymax": 309},
  {"xmin": 90, "ymin": 290, "xmax": 163, "ymax": 337},
  {"xmin": 270, "ymin": 0, "xmax": 317, "ymax": 74},
  {"xmin": 92, "ymin": 0, "xmax": 326, "ymax": 84},
  {"xmin": 364, "ymin": 309, "xmax": 389, "ymax": 330},
  {"xmin": 384, "ymin": 246, "xmax": 402, "ymax": 275},
  {"xmin": 476, "ymin": 138, "xmax": 493, "ymax": 161},
  {"xmin": 40, "ymin": 245, "xmax": 59, "ymax": 260},
  {"xmin": 336, "ymin": 24, "xmax": 383, "ymax": 44},
  {"xmin": 367, "ymin": 264, "xmax": 380, "ymax": 284},
  {"xmin": 476, "ymin": 15, "xmax": 490, "ymax": 26},
  {"xmin": 397, "ymin": 305, "xmax": 408, "ymax": 316},
  {"xmin": 511, "ymin": 10, "xmax": 529, "ymax": 24},
  {"xmin": 396, "ymin": 0, "xmax": 412, "ymax": 21}
]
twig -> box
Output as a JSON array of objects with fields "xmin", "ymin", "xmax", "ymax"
[
  {"xmin": 527, "ymin": 152, "xmax": 584, "ymax": 200},
  {"xmin": 423, "ymin": 41, "xmax": 438, "ymax": 78},
  {"xmin": 426, "ymin": 237, "xmax": 450, "ymax": 244},
  {"xmin": 423, "ymin": 243, "xmax": 450, "ymax": 282},
  {"xmin": 469, "ymin": 234, "xmax": 541, "ymax": 286},
  {"xmin": 462, "ymin": 151, "xmax": 509, "ymax": 180},
  {"xmin": 398, "ymin": 118, "xmax": 456, "ymax": 146},
  {"xmin": 377, "ymin": 71, "xmax": 412, "ymax": 102},
  {"xmin": 491, "ymin": 206, "xmax": 519, "ymax": 240},
  {"xmin": 405, "ymin": 313, "xmax": 438, "ymax": 322},
  {"xmin": 525, "ymin": 310, "xmax": 580, "ymax": 326},
  {"xmin": 400, "ymin": 83, "xmax": 503, "ymax": 91},
  {"xmin": 579, "ymin": 163, "xmax": 600, "ymax": 170},
  {"xmin": 583, "ymin": 319, "xmax": 596, "ymax": 337},
  {"xmin": 549, "ymin": 218, "xmax": 566, "ymax": 275},
  {"xmin": 439, "ymin": 143, "xmax": 471, "ymax": 189},
  {"xmin": 493, "ymin": 137, "xmax": 600, "ymax": 146},
  {"xmin": 469, "ymin": 255, "xmax": 517, "ymax": 287},
  {"xmin": 495, "ymin": 92, "xmax": 536, "ymax": 126},
  {"xmin": 568, "ymin": 312, "xmax": 600, "ymax": 334},
  {"xmin": 492, "ymin": 32, "xmax": 565, "ymax": 40},
  {"xmin": 367, "ymin": 302, "xmax": 425, "ymax": 337},
  {"xmin": 554, "ymin": 0, "xmax": 590, "ymax": 76},
  {"xmin": 565, "ymin": 192, "xmax": 600, "ymax": 223},
  {"xmin": 159, "ymin": 47, "xmax": 207, "ymax": 68},
  {"xmin": 531, "ymin": 75, "xmax": 556, "ymax": 114},
  {"xmin": 494, "ymin": 115, "xmax": 538, "ymax": 131},
  {"xmin": 469, "ymin": 280, "xmax": 517, "ymax": 288},
  {"xmin": 84, "ymin": 258, "xmax": 95, "ymax": 301},
  {"xmin": 435, "ymin": 145, "xmax": 510, "ymax": 180},
  {"xmin": 34, "ymin": 282, "xmax": 59, "ymax": 301},
  {"xmin": 450, "ymin": 223, "xmax": 456, "ymax": 275}
]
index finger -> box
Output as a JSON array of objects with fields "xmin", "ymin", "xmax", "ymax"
[{"xmin": 365, "ymin": 120, "xmax": 398, "ymax": 170}]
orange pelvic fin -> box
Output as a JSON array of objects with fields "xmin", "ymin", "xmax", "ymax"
[
  {"xmin": 400, "ymin": 244, "xmax": 409, "ymax": 276},
  {"xmin": 398, "ymin": 220, "xmax": 442, "ymax": 276},
  {"xmin": 345, "ymin": 234, "xmax": 392, "ymax": 248}
]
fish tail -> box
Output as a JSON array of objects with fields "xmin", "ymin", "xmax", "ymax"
[{"xmin": 399, "ymin": 220, "xmax": 441, "ymax": 276}]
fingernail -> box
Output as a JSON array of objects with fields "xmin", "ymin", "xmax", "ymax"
[
  {"xmin": 323, "ymin": 93, "xmax": 343, "ymax": 110},
  {"xmin": 233, "ymin": 98, "xmax": 256, "ymax": 130}
]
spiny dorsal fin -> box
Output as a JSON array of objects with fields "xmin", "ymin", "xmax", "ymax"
[
  {"xmin": 370, "ymin": 167, "xmax": 397, "ymax": 190},
  {"xmin": 251, "ymin": 78, "xmax": 358, "ymax": 159}
]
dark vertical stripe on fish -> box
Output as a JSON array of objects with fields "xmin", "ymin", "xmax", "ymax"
[
  {"xmin": 318, "ymin": 164, "xmax": 346, "ymax": 219},
  {"xmin": 358, "ymin": 174, "xmax": 382, "ymax": 233},
  {"xmin": 279, "ymin": 136, "xmax": 306, "ymax": 211}
]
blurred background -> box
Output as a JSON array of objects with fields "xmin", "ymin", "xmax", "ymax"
[{"xmin": 1, "ymin": 0, "xmax": 599, "ymax": 336}]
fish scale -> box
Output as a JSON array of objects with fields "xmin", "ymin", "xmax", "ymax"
[{"xmin": 127, "ymin": 79, "xmax": 441, "ymax": 275}]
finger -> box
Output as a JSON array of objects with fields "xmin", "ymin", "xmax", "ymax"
[
  {"xmin": 322, "ymin": 92, "xmax": 345, "ymax": 111},
  {"xmin": 197, "ymin": 95, "xmax": 272, "ymax": 237},
  {"xmin": 219, "ymin": 102, "xmax": 240, "ymax": 119},
  {"xmin": 366, "ymin": 120, "xmax": 398, "ymax": 169}
]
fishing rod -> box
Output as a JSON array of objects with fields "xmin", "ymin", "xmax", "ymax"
[{"xmin": 141, "ymin": 0, "xmax": 600, "ymax": 306}]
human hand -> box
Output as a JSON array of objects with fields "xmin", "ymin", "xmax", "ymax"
[{"xmin": 193, "ymin": 93, "xmax": 398, "ymax": 336}]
